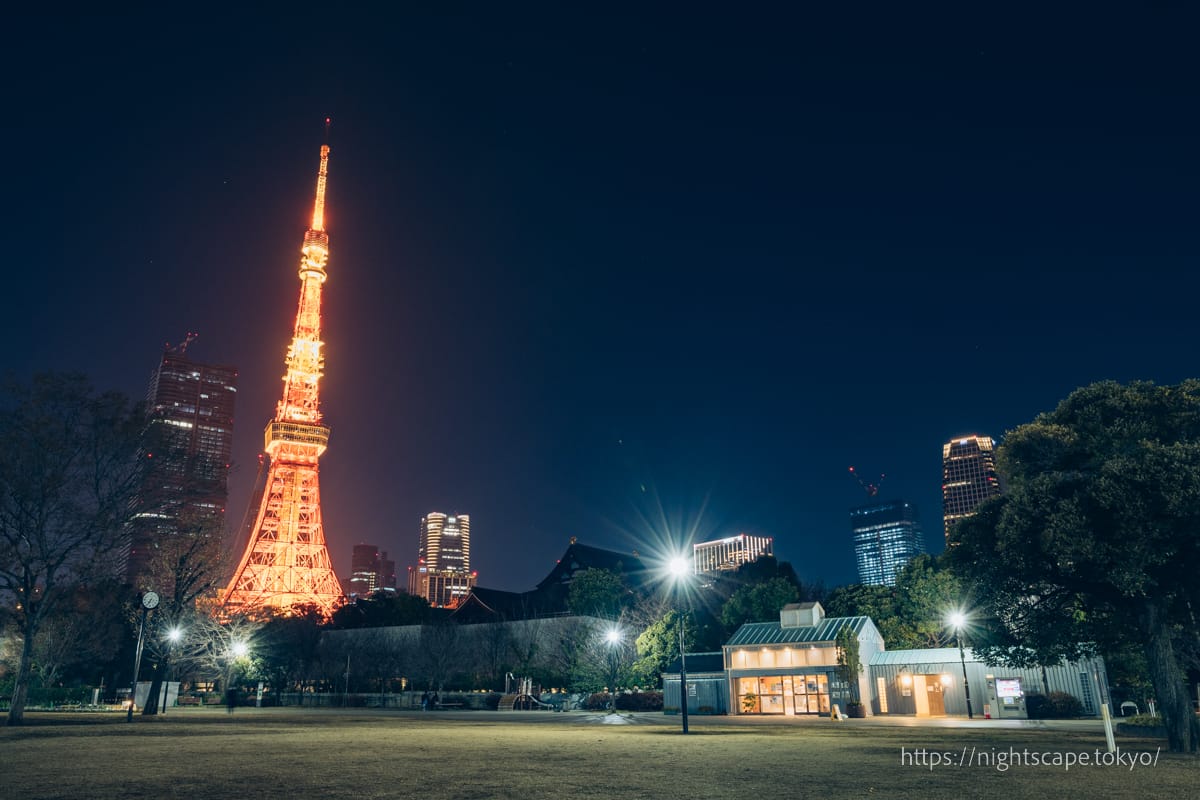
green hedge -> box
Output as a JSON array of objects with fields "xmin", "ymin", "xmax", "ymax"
[
  {"xmin": 1, "ymin": 687, "xmax": 94, "ymax": 708},
  {"xmin": 1026, "ymin": 691, "xmax": 1085, "ymax": 719}
]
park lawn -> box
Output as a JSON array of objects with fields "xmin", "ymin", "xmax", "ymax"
[{"xmin": 0, "ymin": 710, "xmax": 1193, "ymax": 800}]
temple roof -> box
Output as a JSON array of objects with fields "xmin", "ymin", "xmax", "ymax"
[{"xmin": 451, "ymin": 539, "xmax": 649, "ymax": 623}]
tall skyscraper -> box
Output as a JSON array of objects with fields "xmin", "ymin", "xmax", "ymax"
[
  {"xmin": 850, "ymin": 500, "xmax": 925, "ymax": 586},
  {"xmin": 346, "ymin": 544, "xmax": 396, "ymax": 596},
  {"xmin": 692, "ymin": 534, "xmax": 774, "ymax": 574},
  {"xmin": 223, "ymin": 133, "xmax": 344, "ymax": 617},
  {"xmin": 942, "ymin": 434, "xmax": 1002, "ymax": 541},
  {"xmin": 125, "ymin": 340, "xmax": 237, "ymax": 584},
  {"xmin": 409, "ymin": 513, "xmax": 475, "ymax": 607}
]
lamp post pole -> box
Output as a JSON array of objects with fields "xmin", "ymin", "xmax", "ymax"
[
  {"xmin": 678, "ymin": 616, "xmax": 689, "ymax": 735},
  {"xmin": 955, "ymin": 628, "xmax": 973, "ymax": 720},
  {"xmin": 665, "ymin": 554, "xmax": 692, "ymax": 735}
]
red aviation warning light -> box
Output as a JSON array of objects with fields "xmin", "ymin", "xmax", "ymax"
[{"xmin": 849, "ymin": 465, "xmax": 885, "ymax": 498}]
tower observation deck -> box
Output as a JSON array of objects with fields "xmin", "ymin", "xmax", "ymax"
[{"xmin": 222, "ymin": 133, "xmax": 344, "ymax": 618}]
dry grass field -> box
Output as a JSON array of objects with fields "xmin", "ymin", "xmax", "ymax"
[{"xmin": 0, "ymin": 708, "xmax": 1193, "ymax": 800}]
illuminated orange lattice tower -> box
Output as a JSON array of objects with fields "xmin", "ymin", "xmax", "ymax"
[{"xmin": 223, "ymin": 134, "xmax": 344, "ymax": 618}]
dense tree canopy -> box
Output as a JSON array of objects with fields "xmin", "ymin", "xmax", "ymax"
[
  {"xmin": 632, "ymin": 609, "xmax": 695, "ymax": 686},
  {"xmin": 951, "ymin": 380, "xmax": 1200, "ymax": 752},
  {"xmin": 823, "ymin": 555, "xmax": 962, "ymax": 650},
  {"xmin": 566, "ymin": 568, "xmax": 632, "ymax": 619},
  {"xmin": 328, "ymin": 592, "xmax": 431, "ymax": 629},
  {"xmin": 719, "ymin": 577, "xmax": 799, "ymax": 633}
]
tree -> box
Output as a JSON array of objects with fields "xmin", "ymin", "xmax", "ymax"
[
  {"xmin": 823, "ymin": 583, "xmax": 894, "ymax": 623},
  {"xmin": 171, "ymin": 612, "xmax": 262, "ymax": 695},
  {"xmin": 566, "ymin": 568, "xmax": 631, "ymax": 619},
  {"xmin": 136, "ymin": 507, "xmax": 230, "ymax": 714},
  {"xmin": 719, "ymin": 577, "xmax": 799, "ymax": 633},
  {"xmin": 950, "ymin": 380, "xmax": 1200, "ymax": 753},
  {"xmin": 706, "ymin": 556, "xmax": 819, "ymax": 604},
  {"xmin": 26, "ymin": 579, "xmax": 125, "ymax": 691},
  {"xmin": 328, "ymin": 592, "xmax": 430, "ymax": 629},
  {"xmin": 0, "ymin": 374, "xmax": 143, "ymax": 725},
  {"xmin": 253, "ymin": 605, "xmax": 326, "ymax": 698},
  {"xmin": 835, "ymin": 626, "xmax": 862, "ymax": 704},
  {"xmin": 892, "ymin": 555, "xmax": 964, "ymax": 649},
  {"xmin": 632, "ymin": 609, "xmax": 694, "ymax": 686},
  {"xmin": 822, "ymin": 556, "xmax": 964, "ymax": 650},
  {"xmin": 416, "ymin": 621, "xmax": 462, "ymax": 690}
]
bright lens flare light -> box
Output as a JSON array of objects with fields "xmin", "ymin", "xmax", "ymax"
[
  {"xmin": 167, "ymin": 627, "xmax": 183, "ymax": 643},
  {"xmin": 605, "ymin": 628, "xmax": 622, "ymax": 645},
  {"xmin": 231, "ymin": 641, "xmax": 249, "ymax": 658},
  {"xmin": 667, "ymin": 555, "xmax": 690, "ymax": 578},
  {"xmin": 948, "ymin": 611, "xmax": 967, "ymax": 629}
]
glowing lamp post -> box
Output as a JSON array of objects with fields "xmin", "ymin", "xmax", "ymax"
[
  {"xmin": 227, "ymin": 640, "xmax": 249, "ymax": 708},
  {"xmin": 948, "ymin": 611, "xmax": 974, "ymax": 719},
  {"xmin": 160, "ymin": 627, "xmax": 183, "ymax": 714},
  {"xmin": 604, "ymin": 627, "xmax": 622, "ymax": 713},
  {"xmin": 667, "ymin": 555, "xmax": 690, "ymax": 735}
]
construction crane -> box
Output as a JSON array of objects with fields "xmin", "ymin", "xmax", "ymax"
[
  {"xmin": 165, "ymin": 332, "xmax": 198, "ymax": 354},
  {"xmin": 848, "ymin": 465, "xmax": 885, "ymax": 497}
]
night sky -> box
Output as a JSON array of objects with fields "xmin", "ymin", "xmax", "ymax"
[{"xmin": 5, "ymin": 7, "xmax": 1197, "ymax": 593}]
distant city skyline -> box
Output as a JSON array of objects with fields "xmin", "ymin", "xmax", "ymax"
[
  {"xmin": 346, "ymin": 543, "xmax": 396, "ymax": 597},
  {"xmin": 7, "ymin": 8, "xmax": 1196, "ymax": 595}
]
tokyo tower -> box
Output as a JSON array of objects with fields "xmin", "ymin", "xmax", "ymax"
[{"xmin": 223, "ymin": 132, "xmax": 345, "ymax": 618}]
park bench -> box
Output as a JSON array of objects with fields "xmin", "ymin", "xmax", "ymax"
[
  {"xmin": 177, "ymin": 696, "xmax": 202, "ymax": 706},
  {"xmin": 435, "ymin": 702, "xmax": 463, "ymax": 709}
]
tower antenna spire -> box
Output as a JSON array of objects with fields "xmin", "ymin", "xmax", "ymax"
[{"xmin": 310, "ymin": 137, "xmax": 331, "ymax": 234}]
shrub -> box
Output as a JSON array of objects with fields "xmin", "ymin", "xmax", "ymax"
[
  {"xmin": 24, "ymin": 687, "xmax": 92, "ymax": 707},
  {"xmin": 582, "ymin": 692, "xmax": 610, "ymax": 710},
  {"xmin": 1121, "ymin": 714, "xmax": 1164, "ymax": 728},
  {"xmin": 616, "ymin": 691, "xmax": 662, "ymax": 712},
  {"xmin": 1026, "ymin": 692, "xmax": 1085, "ymax": 719},
  {"xmin": 584, "ymin": 691, "xmax": 663, "ymax": 711}
]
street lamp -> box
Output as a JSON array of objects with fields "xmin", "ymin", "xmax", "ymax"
[
  {"xmin": 666, "ymin": 555, "xmax": 691, "ymax": 735},
  {"xmin": 225, "ymin": 640, "xmax": 249, "ymax": 711},
  {"xmin": 160, "ymin": 626, "xmax": 183, "ymax": 715},
  {"xmin": 127, "ymin": 591, "xmax": 159, "ymax": 722},
  {"xmin": 604, "ymin": 627, "xmax": 622, "ymax": 713},
  {"xmin": 948, "ymin": 611, "xmax": 974, "ymax": 720}
]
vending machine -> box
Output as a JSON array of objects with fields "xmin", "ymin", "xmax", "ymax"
[{"xmin": 984, "ymin": 675, "xmax": 1028, "ymax": 719}]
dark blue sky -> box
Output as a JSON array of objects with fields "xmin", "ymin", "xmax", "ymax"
[{"xmin": 4, "ymin": 6, "xmax": 1197, "ymax": 592}]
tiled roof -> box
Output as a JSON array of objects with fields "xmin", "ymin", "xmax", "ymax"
[
  {"xmin": 534, "ymin": 542, "xmax": 650, "ymax": 591},
  {"xmin": 725, "ymin": 616, "xmax": 870, "ymax": 646},
  {"xmin": 452, "ymin": 540, "xmax": 647, "ymax": 622},
  {"xmin": 450, "ymin": 586, "xmax": 561, "ymax": 623}
]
